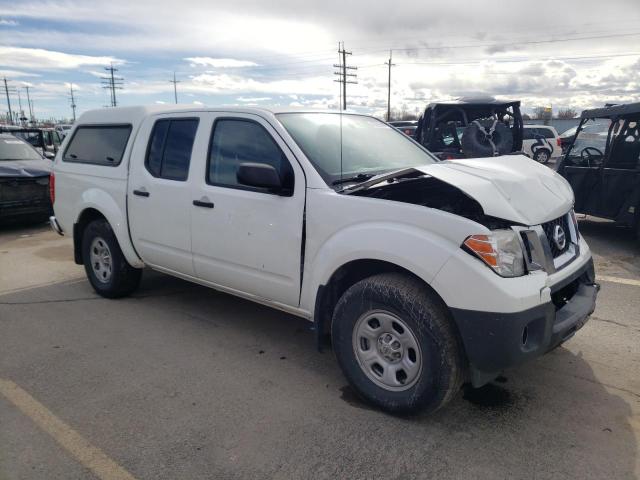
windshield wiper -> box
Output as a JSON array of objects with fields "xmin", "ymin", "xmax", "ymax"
[
  {"xmin": 338, "ymin": 167, "xmax": 424, "ymax": 194},
  {"xmin": 331, "ymin": 173, "xmax": 375, "ymax": 186}
]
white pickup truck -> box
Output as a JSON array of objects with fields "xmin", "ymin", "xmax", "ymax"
[{"xmin": 50, "ymin": 106, "xmax": 599, "ymax": 414}]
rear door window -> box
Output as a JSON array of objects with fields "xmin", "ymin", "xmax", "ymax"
[
  {"xmin": 145, "ymin": 118, "xmax": 199, "ymax": 181},
  {"xmin": 63, "ymin": 125, "xmax": 132, "ymax": 166}
]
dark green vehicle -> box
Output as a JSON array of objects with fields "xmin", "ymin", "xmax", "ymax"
[{"xmin": 557, "ymin": 103, "xmax": 640, "ymax": 240}]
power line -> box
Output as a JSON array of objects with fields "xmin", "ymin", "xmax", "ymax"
[
  {"xmin": 353, "ymin": 51, "xmax": 640, "ymax": 73},
  {"xmin": 169, "ymin": 71, "xmax": 180, "ymax": 104},
  {"xmin": 385, "ymin": 50, "xmax": 396, "ymax": 121},
  {"xmin": 358, "ymin": 31, "xmax": 640, "ymax": 57},
  {"xmin": 333, "ymin": 42, "xmax": 357, "ymax": 110},
  {"xmin": 101, "ymin": 64, "xmax": 124, "ymax": 107}
]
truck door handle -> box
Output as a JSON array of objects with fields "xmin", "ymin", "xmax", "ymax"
[
  {"xmin": 193, "ymin": 199, "xmax": 214, "ymax": 208},
  {"xmin": 133, "ymin": 189, "xmax": 150, "ymax": 197}
]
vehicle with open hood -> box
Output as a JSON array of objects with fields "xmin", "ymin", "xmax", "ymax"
[
  {"xmin": 557, "ymin": 102, "xmax": 640, "ymax": 241},
  {"xmin": 0, "ymin": 132, "xmax": 52, "ymax": 223},
  {"xmin": 50, "ymin": 106, "xmax": 598, "ymax": 414}
]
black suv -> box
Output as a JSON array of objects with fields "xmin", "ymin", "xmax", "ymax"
[
  {"xmin": 557, "ymin": 102, "xmax": 640, "ymax": 239},
  {"xmin": 414, "ymin": 97, "xmax": 524, "ymax": 160}
]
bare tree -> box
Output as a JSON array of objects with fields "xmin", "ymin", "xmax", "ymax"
[{"xmin": 557, "ymin": 108, "xmax": 578, "ymax": 119}]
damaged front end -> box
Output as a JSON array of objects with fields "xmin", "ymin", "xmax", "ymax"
[
  {"xmin": 350, "ymin": 173, "xmax": 512, "ymax": 230},
  {"xmin": 344, "ymin": 155, "xmax": 580, "ymax": 278}
]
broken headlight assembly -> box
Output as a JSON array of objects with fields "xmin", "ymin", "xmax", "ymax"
[{"xmin": 463, "ymin": 229, "xmax": 525, "ymax": 278}]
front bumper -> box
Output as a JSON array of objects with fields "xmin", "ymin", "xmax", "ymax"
[{"xmin": 450, "ymin": 257, "xmax": 598, "ymax": 386}]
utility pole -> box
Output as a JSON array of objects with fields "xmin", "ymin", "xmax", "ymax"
[
  {"xmin": 385, "ymin": 50, "xmax": 396, "ymax": 121},
  {"xmin": 68, "ymin": 83, "xmax": 77, "ymax": 121},
  {"xmin": 24, "ymin": 85, "xmax": 34, "ymax": 123},
  {"xmin": 333, "ymin": 42, "xmax": 357, "ymax": 110},
  {"xmin": 169, "ymin": 72, "xmax": 180, "ymax": 104},
  {"xmin": 101, "ymin": 64, "xmax": 123, "ymax": 107},
  {"xmin": 3, "ymin": 77, "xmax": 14, "ymax": 125},
  {"xmin": 16, "ymin": 89, "xmax": 26, "ymax": 125}
]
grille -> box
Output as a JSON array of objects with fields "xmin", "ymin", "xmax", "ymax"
[{"xmin": 541, "ymin": 214, "xmax": 571, "ymax": 258}]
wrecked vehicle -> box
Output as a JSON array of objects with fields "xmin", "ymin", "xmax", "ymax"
[
  {"xmin": 558, "ymin": 103, "xmax": 640, "ymax": 240},
  {"xmin": 0, "ymin": 132, "xmax": 52, "ymax": 223},
  {"xmin": 414, "ymin": 97, "xmax": 524, "ymax": 160},
  {"xmin": 50, "ymin": 106, "xmax": 598, "ymax": 414}
]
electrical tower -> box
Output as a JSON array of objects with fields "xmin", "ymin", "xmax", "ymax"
[
  {"xmin": 385, "ymin": 50, "xmax": 396, "ymax": 121},
  {"xmin": 333, "ymin": 42, "xmax": 357, "ymax": 110},
  {"xmin": 101, "ymin": 64, "xmax": 123, "ymax": 107},
  {"xmin": 24, "ymin": 85, "xmax": 34, "ymax": 123},
  {"xmin": 169, "ymin": 72, "xmax": 180, "ymax": 104},
  {"xmin": 3, "ymin": 77, "xmax": 16, "ymax": 125},
  {"xmin": 68, "ymin": 83, "xmax": 77, "ymax": 121}
]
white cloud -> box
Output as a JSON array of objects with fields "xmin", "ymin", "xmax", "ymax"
[
  {"xmin": 0, "ymin": 18, "xmax": 19, "ymax": 26},
  {"xmin": 0, "ymin": 69, "xmax": 40, "ymax": 78},
  {"xmin": 0, "ymin": 47, "xmax": 125, "ymax": 70},
  {"xmin": 237, "ymin": 96, "xmax": 272, "ymax": 102},
  {"xmin": 185, "ymin": 57, "xmax": 258, "ymax": 68}
]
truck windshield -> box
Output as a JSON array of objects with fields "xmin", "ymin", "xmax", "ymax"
[{"xmin": 277, "ymin": 113, "xmax": 437, "ymax": 185}]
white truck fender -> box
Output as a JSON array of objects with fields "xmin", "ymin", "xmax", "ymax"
[{"xmin": 300, "ymin": 221, "xmax": 461, "ymax": 313}]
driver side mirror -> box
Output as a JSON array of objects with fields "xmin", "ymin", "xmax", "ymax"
[{"xmin": 237, "ymin": 162, "xmax": 284, "ymax": 194}]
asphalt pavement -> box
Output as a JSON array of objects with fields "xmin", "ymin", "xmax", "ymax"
[{"xmin": 0, "ymin": 218, "xmax": 638, "ymax": 479}]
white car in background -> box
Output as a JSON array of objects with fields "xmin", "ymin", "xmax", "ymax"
[
  {"xmin": 522, "ymin": 125, "xmax": 562, "ymax": 163},
  {"xmin": 55, "ymin": 124, "xmax": 73, "ymax": 139}
]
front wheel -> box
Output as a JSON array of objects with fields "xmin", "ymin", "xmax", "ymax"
[
  {"xmin": 82, "ymin": 219, "xmax": 142, "ymax": 298},
  {"xmin": 533, "ymin": 149, "xmax": 551, "ymax": 164},
  {"xmin": 331, "ymin": 273, "xmax": 464, "ymax": 414}
]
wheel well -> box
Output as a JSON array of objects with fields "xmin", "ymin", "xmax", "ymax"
[
  {"xmin": 313, "ymin": 259, "xmax": 431, "ymax": 350},
  {"xmin": 73, "ymin": 208, "xmax": 106, "ymax": 264}
]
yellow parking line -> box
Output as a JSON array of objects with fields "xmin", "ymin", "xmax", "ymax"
[
  {"xmin": 597, "ymin": 275, "xmax": 640, "ymax": 287},
  {"xmin": 0, "ymin": 378, "xmax": 137, "ymax": 480}
]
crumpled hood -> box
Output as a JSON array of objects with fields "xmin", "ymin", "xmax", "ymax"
[
  {"xmin": 415, "ymin": 155, "xmax": 573, "ymax": 225},
  {"xmin": 0, "ymin": 158, "xmax": 52, "ymax": 178}
]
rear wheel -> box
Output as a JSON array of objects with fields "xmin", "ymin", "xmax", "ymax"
[
  {"xmin": 533, "ymin": 148, "xmax": 551, "ymax": 164},
  {"xmin": 331, "ymin": 273, "xmax": 464, "ymax": 414},
  {"xmin": 82, "ymin": 219, "xmax": 142, "ymax": 298}
]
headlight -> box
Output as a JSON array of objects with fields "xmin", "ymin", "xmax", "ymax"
[
  {"xmin": 569, "ymin": 209, "xmax": 580, "ymax": 240},
  {"xmin": 463, "ymin": 229, "xmax": 525, "ymax": 277}
]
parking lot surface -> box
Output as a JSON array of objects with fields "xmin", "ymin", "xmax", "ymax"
[{"xmin": 1, "ymin": 218, "xmax": 639, "ymax": 479}]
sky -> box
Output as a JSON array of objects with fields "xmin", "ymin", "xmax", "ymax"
[{"xmin": 0, "ymin": 0, "xmax": 639, "ymax": 122}]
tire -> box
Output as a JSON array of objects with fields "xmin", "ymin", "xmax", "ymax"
[
  {"xmin": 461, "ymin": 121, "xmax": 513, "ymax": 158},
  {"xmin": 331, "ymin": 273, "xmax": 464, "ymax": 414},
  {"xmin": 82, "ymin": 219, "xmax": 142, "ymax": 298},
  {"xmin": 533, "ymin": 149, "xmax": 551, "ymax": 164}
]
